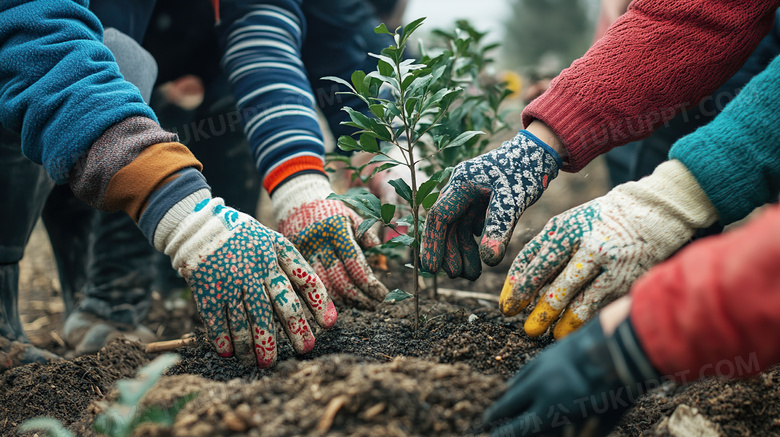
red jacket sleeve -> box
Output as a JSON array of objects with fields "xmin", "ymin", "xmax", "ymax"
[
  {"xmin": 523, "ymin": 0, "xmax": 778, "ymax": 171},
  {"xmin": 630, "ymin": 202, "xmax": 780, "ymax": 384}
]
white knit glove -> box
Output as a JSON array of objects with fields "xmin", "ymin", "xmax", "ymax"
[
  {"xmin": 153, "ymin": 189, "xmax": 337, "ymax": 368},
  {"xmin": 499, "ymin": 160, "xmax": 718, "ymax": 339}
]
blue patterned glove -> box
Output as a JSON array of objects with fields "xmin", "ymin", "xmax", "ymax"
[{"xmin": 421, "ymin": 130, "xmax": 561, "ymax": 279}]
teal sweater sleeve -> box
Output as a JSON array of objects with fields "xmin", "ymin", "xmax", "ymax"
[
  {"xmin": 0, "ymin": 0, "xmax": 157, "ymax": 183},
  {"xmin": 670, "ymin": 55, "xmax": 780, "ymax": 225}
]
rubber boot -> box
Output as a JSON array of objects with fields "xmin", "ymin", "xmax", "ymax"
[{"xmin": 0, "ymin": 265, "xmax": 61, "ymax": 372}]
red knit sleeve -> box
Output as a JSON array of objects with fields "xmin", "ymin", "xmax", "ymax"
[
  {"xmin": 523, "ymin": 0, "xmax": 778, "ymax": 171},
  {"xmin": 630, "ymin": 202, "xmax": 780, "ymax": 385}
]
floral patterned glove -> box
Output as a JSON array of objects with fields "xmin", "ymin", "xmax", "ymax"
[
  {"xmin": 272, "ymin": 175, "xmax": 388, "ymax": 308},
  {"xmin": 501, "ymin": 160, "xmax": 718, "ymax": 339},
  {"xmin": 153, "ymin": 190, "xmax": 337, "ymax": 368},
  {"xmin": 421, "ymin": 130, "xmax": 562, "ymax": 279}
]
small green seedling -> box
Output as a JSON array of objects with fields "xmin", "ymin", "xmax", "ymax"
[
  {"xmin": 324, "ymin": 18, "xmax": 484, "ymax": 330},
  {"xmin": 326, "ymin": 19, "xmax": 510, "ymax": 329}
]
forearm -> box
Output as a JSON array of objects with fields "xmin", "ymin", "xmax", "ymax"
[
  {"xmin": 523, "ymin": 0, "xmax": 778, "ymax": 171},
  {"xmin": 669, "ymin": 54, "xmax": 780, "ymax": 224},
  {"xmin": 218, "ymin": 0, "xmax": 327, "ymax": 194},
  {"xmin": 0, "ymin": 0, "xmax": 157, "ymax": 183},
  {"xmin": 629, "ymin": 202, "xmax": 780, "ymax": 383}
]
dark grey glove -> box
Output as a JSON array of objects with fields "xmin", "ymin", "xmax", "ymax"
[{"xmin": 483, "ymin": 317, "xmax": 662, "ymax": 437}]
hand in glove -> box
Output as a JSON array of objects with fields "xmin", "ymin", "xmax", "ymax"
[
  {"xmin": 151, "ymin": 189, "xmax": 337, "ymax": 368},
  {"xmin": 273, "ymin": 174, "xmax": 388, "ymax": 308},
  {"xmin": 483, "ymin": 312, "xmax": 661, "ymax": 437},
  {"xmin": 421, "ymin": 130, "xmax": 561, "ymax": 279},
  {"xmin": 500, "ymin": 160, "xmax": 717, "ymax": 339}
]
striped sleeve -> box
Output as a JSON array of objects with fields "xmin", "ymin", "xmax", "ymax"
[{"xmin": 217, "ymin": 0, "xmax": 326, "ymax": 194}]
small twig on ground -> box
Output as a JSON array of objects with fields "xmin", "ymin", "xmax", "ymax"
[
  {"xmin": 436, "ymin": 288, "xmax": 499, "ymax": 302},
  {"xmin": 317, "ymin": 395, "xmax": 349, "ymax": 432},
  {"xmin": 144, "ymin": 337, "xmax": 196, "ymax": 354}
]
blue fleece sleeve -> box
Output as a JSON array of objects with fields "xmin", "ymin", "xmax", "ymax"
[
  {"xmin": 0, "ymin": 0, "xmax": 157, "ymax": 183},
  {"xmin": 217, "ymin": 0, "xmax": 327, "ymax": 193},
  {"xmin": 670, "ymin": 54, "xmax": 780, "ymax": 224}
]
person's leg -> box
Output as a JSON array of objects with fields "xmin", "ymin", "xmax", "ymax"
[
  {"xmin": 51, "ymin": 28, "xmax": 160, "ymax": 355},
  {"xmin": 0, "ymin": 126, "xmax": 60, "ymax": 369},
  {"xmin": 40, "ymin": 186, "xmax": 92, "ymax": 316}
]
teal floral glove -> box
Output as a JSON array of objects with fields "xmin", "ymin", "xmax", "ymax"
[
  {"xmin": 273, "ymin": 175, "xmax": 388, "ymax": 308},
  {"xmin": 153, "ymin": 191, "xmax": 337, "ymax": 368}
]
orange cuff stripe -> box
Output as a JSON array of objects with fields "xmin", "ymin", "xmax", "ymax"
[
  {"xmin": 104, "ymin": 142, "xmax": 203, "ymax": 222},
  {"xmin": 264, "ymin": 156, "xmax": 325, "ymax": 193}
]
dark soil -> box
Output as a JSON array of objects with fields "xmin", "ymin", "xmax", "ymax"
[
  {"xmin": 6, "ymin": 292, "xmax": 780, "ymax": 436},
  {"xmin": 168, "ymin": 297, "xmax": 550, "ymax": 383},
  {"xmin": 9, "ymin": 159, "xmax": 780, "ymax": 436},
  {"xmin": 0, "ymin": 339, "xmax": 149, "ymax": 436},
  {"xmin": 616, "ymin": 368, "xmax": 780, "ymax": 436}
]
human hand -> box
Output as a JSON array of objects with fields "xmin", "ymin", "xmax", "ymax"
[
  {"xmin": 156, "ymin": 193, "xmax": 337, "ymax": 369},
  {"xmin": 421, "ymin": 130, "xmax": 561, "ymax": 279},
  {"xmin": 273, "ymin": 175, "xmax": 388, "ymax": 308},
  {"xmin": 483, "ymin": 316, "xmax": 660, "ymax": 437},
  {"xmin": 500, "ymin": 160, "xmax": 718, "ymax": 339}
]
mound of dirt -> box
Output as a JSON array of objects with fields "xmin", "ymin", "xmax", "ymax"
[
  {"xmin": 1, "ymin": 339, "xmax": 149, "ymax": 436},
  {"xmin": 91, "ymin": 355, "xmax": 504, "ymax": 437}
]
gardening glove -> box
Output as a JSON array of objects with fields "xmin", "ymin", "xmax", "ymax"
[
  {"xmin": 421, "ymin": 130, "xmax": 561, "ymax": 279},
  {"xmin": 483, "ymin": 316, "xmax": 662, "ymax": 437},
  {"xmin": 501, "ymin": 160, "xmax": 718, "ymax": 339},
  {"xmin": 272, "ymin": 174, "xmax": 389, "ymax": 308},
  {"xmin": 151, "ymin": 189, "xmax": 337, "ymax": 368}
]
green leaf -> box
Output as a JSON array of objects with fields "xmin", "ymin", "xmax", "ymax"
[
  {"xmin": 441, "ymin": 130, "xmax": 485, "ymax": 150},
  {"xmin": 388, "ymin": 178, "xmax": 413, "ymax": 203},
  {"xmin": 400, "ymin": 17, "xmax": 426, "ymax": 47},
  {"xmin": 369, "ymin": 104, "xmax": 385, "ymax": 119},
  {"xmin": 375, "ymin": 22, "xmax": 393, "ymax": 35},
  {"xmin": 351, "ymin": 70, "xmax": 367, "ymax": 94},
  {"xmin": 337, "ymin": 135, "xmax": 361, "ymax": 152},
  {"xmin": 422, "ymin": 191, "xmax": 440, "ymax": 210},
  {"xmin": 386, "ymin": 102, "xmax": 402, "ymax": 118},
  {"xmin": 322, "ymin": 75, "xmax": 356, "ymax": 93},
  {"xmin": 117, "ymin": 354, "xmax": 180, "ymax": 407},
  {"xmin": 359, "ymin": 133, "xmax": 380, "ymax": 153},
  {"xmin": 378, "ymin": 59, "xmax": 394, "ymax": 77},
  {"xmin": 344, "ymin": 107, "xmax": 372, "ymax": 130},
  {"xmin": 383, "ymin": 288, "xmax": 414, "ymax": 303},
  {"xmin": 356, "ymin": 218, "xmax": 378, "ymax": 239},
  {"xmin": 368, "ymin": 154, "xmax": 404, "ymax": 166},
  {"xmin": 430, "ymin": 167, "xmax": 454, "ymax": 184},
  {"xmin": 133, "ymin": 391, "xmax": 199, "ymax": 430},
  {"xmin": 327, "ymin": 190, "xmax": 382, "ymax": 218},
  {"xmin": 370, "ymin": 162, "xmax": 400, "ymax": 179},
  {"xmin": 396, "ymin": 214, "xmax": 414, "ymax": 227},
  {"xmin": 381, "ymin": 204, "xmax": 396, "ymax": 224},
  {"xmin": 20, "ymin": 418, "xmax": 75, "ymax": 437},
  {"xmin": 404, "ymin": 96, "xmax": 419, "ymax": 117},
  {"xmin": 416, "ymin": 178, "xmax": 439, "ymax": 203},
  {"xmin": 369, "ymin": 52, "xmax": 397, "ymax": 68}
]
